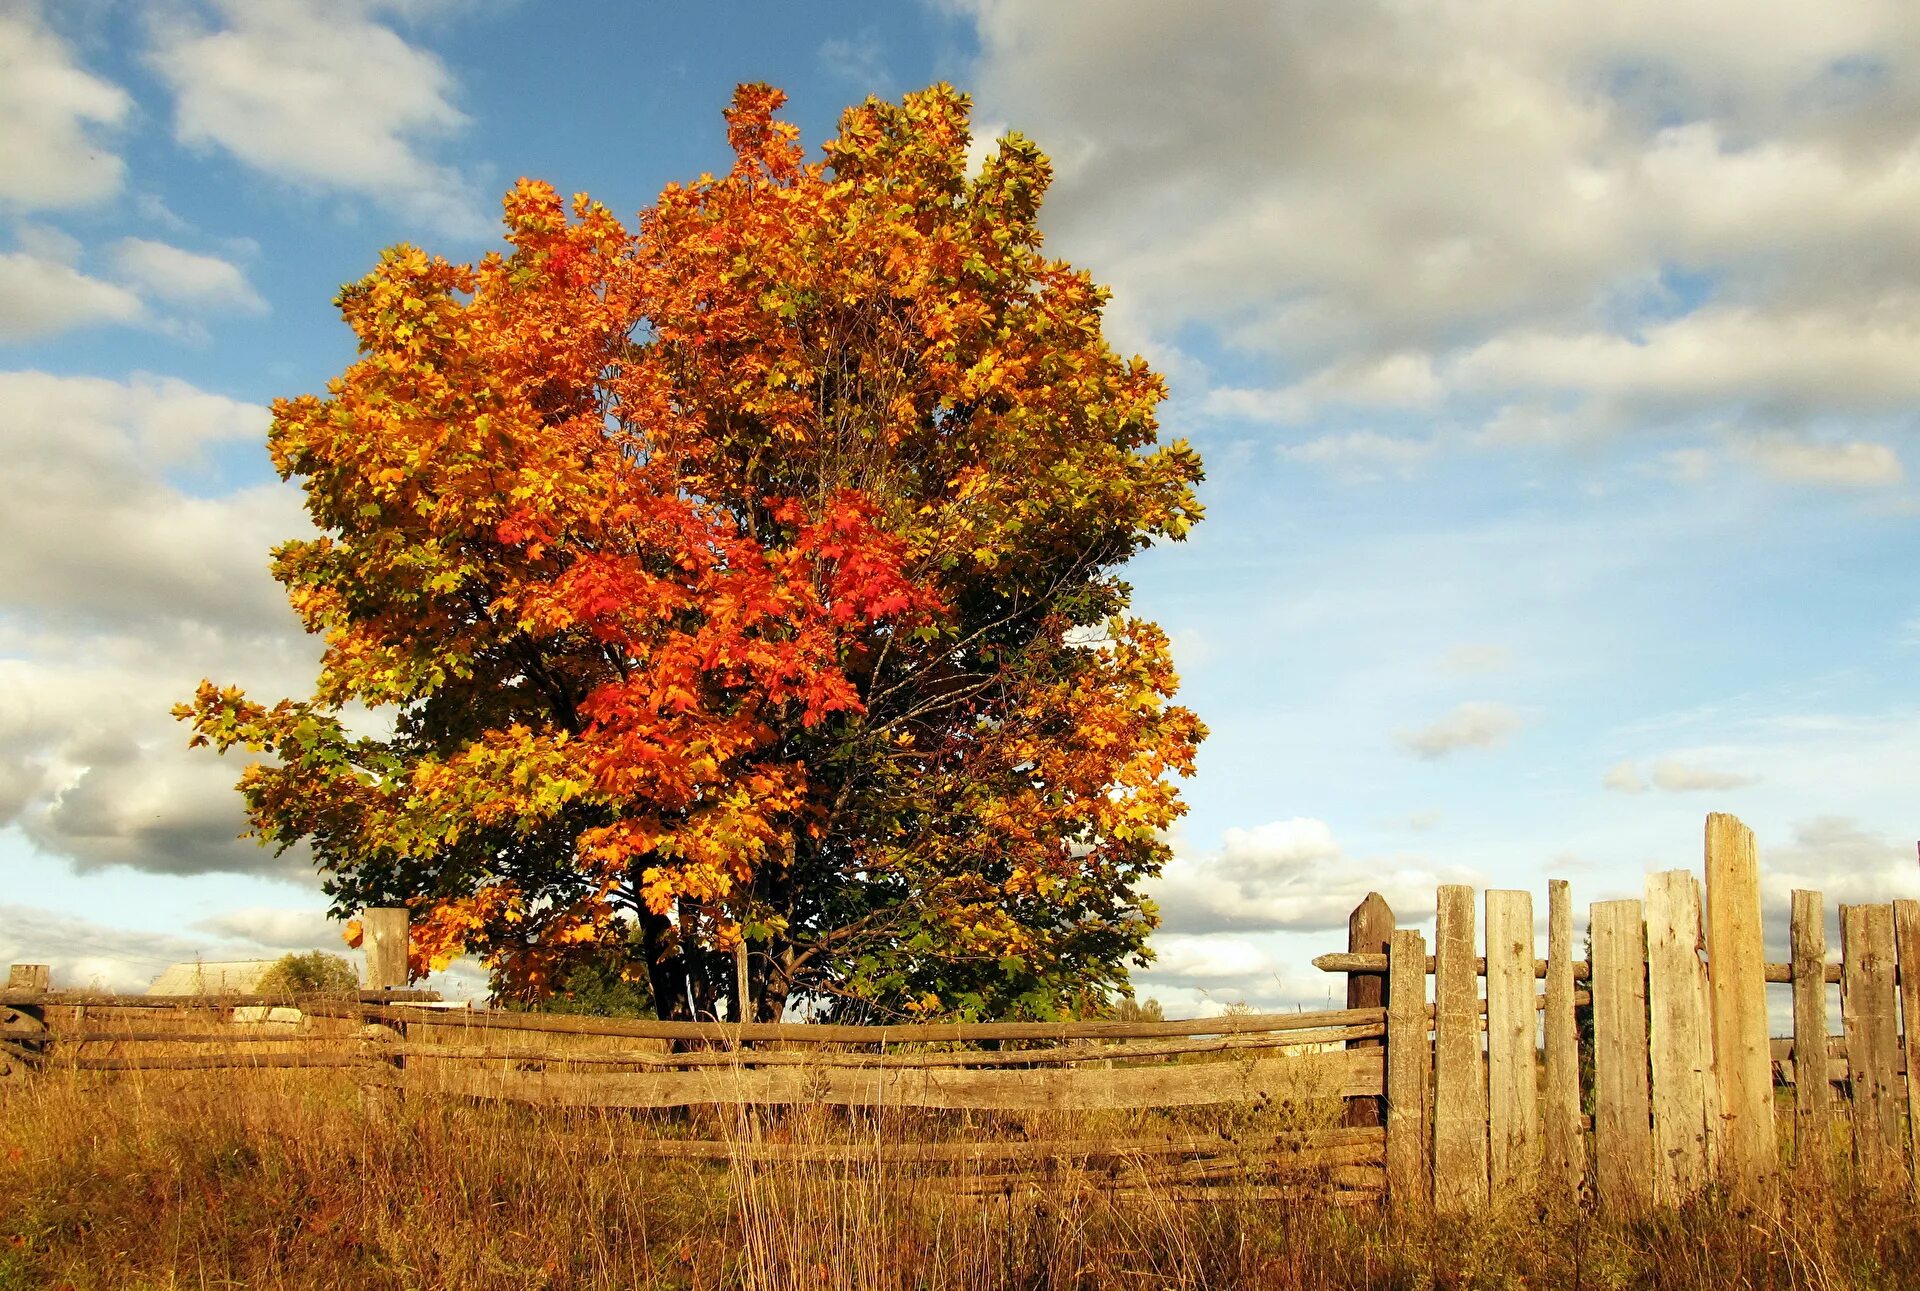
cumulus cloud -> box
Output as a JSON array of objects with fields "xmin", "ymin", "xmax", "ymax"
[
  {"xmin": 0, "ymin": 4, "xmax": 129, "ymax": 212},
  {"xmin": 1759, "ymin": 816, "xmax": 1920, "ymax": 921},
  {"xmin": 1277, "ymin": 430, "xmax": 1439, "ymax": 482},
  {"xmin": 1602, "ymin": 760, "xmax": 1646, "ymax": 793},
  {"xmin": 1151, "ymin": 816, "xmax": 1479, "ymax": 934},
  {"xmin": 1604, "ymin": 757, "xmax": 1759, "ymax": 793},
  {"xmin": 958, "ymin": 1, "xmax": 1920, "ymax": 479},
  {"xmin": 147, "ymin": 0, "xmax": 486, "ymax": 237},
  {"xmin": 0, "ymin": 247, "xmax": 143, "ymax": 340},
  {"xmin": 0, "ymin": 904, "xmax": 226, "ymax": 993},
  {"xmin": 109, "ymin": 238, "xmax": 268, "ymax": 314},
  {"xmin": 1396, "ymin": 701, "xmax": 1525, "ymax": 760},
  {"xmin": 0, "ymin": 370, "xmax": 321, "ymax": 881}
]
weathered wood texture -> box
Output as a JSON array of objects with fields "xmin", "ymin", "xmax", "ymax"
[
  {"xmin": 1385, "ymin": 929, "xmax": 1431, "ymax": 1211},
  {"xmin": 1895, "ymin": 900, "xmax": 1920, "ymax": 1205},
  {"xmin": 617, "ymin": 1125, "xmax": 1385, "ymax": 1164},
  {"xmin": 1789, "ymin": 889, "xmax": 1830, "ymax": 1183},
  {"xmin": 1484, "ymin": 890, "xmax": 1537, "ymax": 1199},
  {"xmin": 0, "ymin": 991, "xmax": 439, "ymax": 1008},
  {"xmin": 1541, "ymin": 879, "xmax": 1582, "ymax": 1203},
  {"xmin": 5, "ymin": 965, "xmax": 49, "ymax": 992},
  {"xmin": 378, "ymin": 1047, "xmax": 1384, "ymax": 1111},
  {"xmin": 1591, "ymin": 899, "xmax": 1653, "ymax": 1215},
  {"xmin": 362, "ymin": 908, "xmax": 411, "ymax": 991},
  {"xmin": 1703, "ymin": 813, "xmax": 1775, "ymax": 1195},
  {"xmin": 346, "ymin": 1001, "xmax": 1388, "ymax": 1046},
  {"xmin": 1314, "ymin": 953, "xmax": 1843, "ymax": 984},
  {"xmin": 1432, "ymin": 884, "xmax": 1489, "ymax": 1213},
  {"xmin": 1645, "ymin": 870, "xmax": 1717, "ymax": 1205},
  {"xmin": 1840, "ymin": 903, "xmax": 1902, "ymax": 1181},
  {"xmin": 1343, "ymin": 893, "xmax": 1394, "ymax": 1128}
]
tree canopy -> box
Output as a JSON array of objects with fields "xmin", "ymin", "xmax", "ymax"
[{"xmin": 179, "ymin": 83, "xmax": 1205, "ymax": 1022}]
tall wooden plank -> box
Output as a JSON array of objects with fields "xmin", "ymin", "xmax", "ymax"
[
  {"xmin": 1894, "ymin": 900, "xmax": 1920, "ymax": 1205},
  {"xmin": 1541, "ymin": 880, "xmax": 1583, "ymax": 1203},
  {"xmin": 1645, "ymin": 870, "xmax": 1717, "ymax": 1205},
  {"xmin": 5, "ymin": 965, "xmax": 50, "ymax": 992},
  {"xmin": 1485, "ymin": 890, "xmax": 1538, "ymax": 1199},
  {"xmin": 1789, "ymin": 890, "xmax": 1830, "ymax": 1184},
  {"xmin": 1386, "ymin": 929, "xmax": 1432, "ymax": 1211},
  {"xmin": 1344, "ymin": 893, "xmax": 1394, "ymax": 1128},
  {"xmin": 1433, "ymin": 884, "xmax": 1489, "ymax": 1213},
  {"xmin": 362, "ymin": 908, "xmax": 411, "ymax": 991},
  {"xmin": 1703, "ymin": 813, "xmax": 1776, "ymax": 1193},
  {"xmin": 1840, "ymin": 903, "xmax": 1901, "ymax": 1183},
  {"xmin": 1591, "ymin": 899, "xmax": 1653, "ymax": 1215}
]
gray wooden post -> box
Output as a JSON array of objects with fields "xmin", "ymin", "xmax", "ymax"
[{"xmin": 362, "ymin": 908, "xmax": 410, "ymax": 991}]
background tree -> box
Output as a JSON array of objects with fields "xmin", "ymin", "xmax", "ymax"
[{"xmin": 180, "ymin": 83, "xmax": 1204, "ymax": 1022}]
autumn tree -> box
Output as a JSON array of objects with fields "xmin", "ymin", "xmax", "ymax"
[{"xmin": 179, "ymin": 84, "xmax": 1204, "ymax": 1023}]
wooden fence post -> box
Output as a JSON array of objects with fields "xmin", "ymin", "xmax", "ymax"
[
  {"xmin": 1485, "ymin": 890, "xmax": 1538, "ymax": 1199},
  {"xmin": 1591, "ymin": 899, "xmax": 1653, "ymax": 1215},
  {"xmin": 1541, "ymin": 880, "xmax": 1583, "ymax": 1203},
  {"xmin": 1893, "ymin": 899, "xmax": 1920, "ymax": 1205},
  {"xmin": 1703, "ymin": 813, "xmax": 1776, "ymax": 1196},
  {"xmin": 1433, "ymin": 884, "xmax": 1489, "ymax": 1213},
  {"xmin": 1789, "ymin": 890, "xmax": 1830, "ymax": 1184},
  {"xmin": 1840, "ymin": 903, "xmax": 1901, "ymax": 1183},
  {"xmin": 1344, "ymin": 893, "xmax": 1393, "ymax": 1128},
  {"xmin": 1645, "ymin": 870, "xmax": 1717, "ymax": 1205},
  {"xmin": 5, "ymin": 965, "xmax": 50, "ymax": 993},
  {"xmin": 363, "ymin": 908, "xmax": 411, "ymax": 991},
  {"xmin": 1386, "ymin": 928, "xmax": 1431, "ymax": 1211}
]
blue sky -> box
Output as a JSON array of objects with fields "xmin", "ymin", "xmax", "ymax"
[{"xmin": 2, "ymin": 0, "xmax": 1917, "ymax": 1009}]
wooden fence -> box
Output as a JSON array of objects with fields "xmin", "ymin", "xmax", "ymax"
[{"xmin": 4, "ymin": 811, "xmax": 1917, "ymax": 1213}]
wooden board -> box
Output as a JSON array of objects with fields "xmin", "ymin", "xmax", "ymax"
[
  {"xmin": 342, "ymin": 1001, "xmax": 1389, "ymax": 1047},
  {"xmin": 383, "ymin": 1046, "xmax": 1384, "ymax": 1111},
  {"xmin": 362, "ymin": 908, "xmax": 410, "ymax": 991},
  {"xmin": 1895, "ymin": 900, "xmax": 1920, "ymax": 1205},
  {"xmin": 615, "ymin": 1125, "xmax": 1387, "ymax": 1164},
  {"xmin": 1645, "ymin": 870, "xmax": 1717, "ymax": 1205},
  {"xmin": 1432, "ymin": 884, "xmax": 1489, "ymax": 1213},
  {"xmin": 1541, "ymin": 879, "xmax": 1583, "ymax": 1203},
  {"xmin": 1385, "ymin": 928, "xmax": 1431, "ymax": 1211},
  {"xmin": 1703, "ymin": 813, "xmax": 1776, "ymax": 1194},
  {"xmin": 1484, "ymin": 890, "xmax": 1538, "ymax": 1199},
  {"xmin": 1343, "ymin": 893, "xmax": 1394, "ymax": 1128},
  {"xmin": 1789, "ymin": 890, "xmax": 1831, "ymax": 1184},
  {"xmin": 1840, "ymin": 903, "xmax": 1902, "ymax": 1182},
  {"xmin": 1590, "ymin": 899, "xmax": 1653, "ymax": 1215}
]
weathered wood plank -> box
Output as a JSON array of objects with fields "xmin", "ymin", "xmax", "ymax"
[
  {"xmin": 1591, "ymin": 899, "xmax": 1653, "ymax": 1215},
  {"xmin": 1344, "ymin": 893, "xmax": 1394, "ymax": 1128},
  {"xmin": 1703, "ymin": 812, "xmax": 1777, "ymax": 1195},
  {"xmin": 0, "ymin": 991, "xmax": 440, "ymax": 1008},
  {"xmin": 64, "ymin": 1052, "xmax": 369, "ymax": 1071},
  {"xmin": 383, "ymin": 1046, "xmax": 1384, "ymax": 1110},
  {"xmin": 1645, "ymin": 870, "xmax": 1717, "ymax": 1205},
  {"xmin": 1541, "ymin": 879, "xmax": 1583, "ymax": 1204},
  {"xmin": 384, "ymin": 1024, "xmax": 1384, "ymax": 1069},
  {"xmin": 1313, "ymin": 953, "xmax": 1849, "ymax": 985},
  {"xmin": 1485, "ymin": 890, "xmax": 1538, "ymax": 1199},
  {"xmin": 5, "ymin": 966, "xmax": 49, "ymax": 992},
  {"xmin": 1841, "ymin": 903, "xmax": 1902, "ymax": 1182},
  {"xmin": 361, "ymin": 908, "xmax": 410, "ymax": 991},
  {"xmin": 1789, "ymin": 890, "xmax": 1831, "ymax": 1184},
  {"xmin": 1895, "ymin": 900, "xmax": 1920, "ymax": 1205},
  {"xmin": 1432, "ymin": 884, "xmax": 1489, "ymax": 1213},
  {"xmin": 1386, "ymin": 928, "xmax": 1431, "ymax": 1212},
  {"xmin": 616, "ymin": 1126, "xmax": 1388, "ymax": 1163},
  {"xmin": 344, "ymin": 1001, "xmax": 1389, "ymax": 1046}
]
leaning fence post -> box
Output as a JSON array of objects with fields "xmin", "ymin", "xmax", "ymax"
[
  {"xmin": 1385, "ymin": 928, "xmax": 1432, "ymax": 1211},
  {"xmin": 1703, "ymin": 812, "xmax": 1776, "ymax": 1196},
  {"xmin": 1344, "ymin": 892, "xmax": 1393, "ymax": 1128}
]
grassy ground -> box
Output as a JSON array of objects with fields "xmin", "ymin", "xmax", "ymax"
[{"xmin": 3, "ymin": 1068, "xmax": 1919, "ymax": 1290}]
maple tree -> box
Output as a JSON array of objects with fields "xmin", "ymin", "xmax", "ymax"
[{"xmin": 179, "ymin": 83, "xmax": 1205, "ymax": 1022}]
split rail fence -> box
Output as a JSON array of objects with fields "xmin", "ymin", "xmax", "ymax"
[{"xmin": 4, "ymin": 812, "xmax": 1918, "ymax": 1213}]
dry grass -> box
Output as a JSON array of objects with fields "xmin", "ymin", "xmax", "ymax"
[{"xmin": 3, "ymin": 1067, "xmax": 1919, "ymax": 1290}]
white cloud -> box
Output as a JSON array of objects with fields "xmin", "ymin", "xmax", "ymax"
[
  {"xmin": 192, "ymin": 907, "xmax": 346, "ymax": 949},
  {"xmin": 1440, "ymin": 644, "xmax": 1512, "ymax": 676},
  {"xmin": 1602, "ymin": 760, "xmax": 1645, "ymax": 793},
  {"xmin": 0, "ymin": 248, "xmax": 143, "ymax": 340},
  {"xmin": 110, "ymin": 238, "xmax": 267, "ymax": 314},
  {"xmin": 1759, "ymin": 816, "xmax": 1920, "ymax": 917},
  {"xmin": 147, "ymin": 0, "xmax": 485, "ymax": 237},
  {"xmin": 0, "ymin": 4, "xmax": 130, "ymax": 212},
  {"xmin": 818, "ymin": 28, "xmax": 889, "ymax": 91},
  {"xmin": 1738, "ymin": 432, "xmax": 1904, "ymax": 489},
  {"xmin": 1151, "ymin": 816, "xmax": 1479, "ymax": 934},
  {"xmin": 1277, "ymin": 430, "xmax": 1439, "ymax": 482},
  {"xmin": 1396, "ymin": 701, "xmax": 1526, "ymax": 760},
  {"xmin": 1647, "ymin": 758, "xmax": 1759, "ymax": 793}
]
